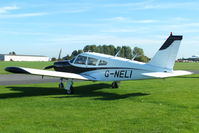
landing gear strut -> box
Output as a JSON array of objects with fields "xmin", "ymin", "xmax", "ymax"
[
  {"xmin": 64, "ymin": 79, "xmax": 74, "ymax": 94},
  {"xmin": 112, "ymin": 81, "xmax": 119, "ymax": 88},
  {"xmin": 58, "ymin": 78, "xmax": 74, "ymax": 94}
]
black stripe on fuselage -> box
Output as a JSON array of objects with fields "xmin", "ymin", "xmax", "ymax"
[
  {"xmin": 159, "ymin": 35, "xmax": 182, "ymax": 50},
  {"xmin": 54, "ymin": 64, "xmax": 138, "ymax": 74}
]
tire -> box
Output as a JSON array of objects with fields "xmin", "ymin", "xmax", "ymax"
[
  {"xmin": 115, "ymin": 82, "xmax": 119, "ymax": 88},
  {"xmin": 112, "ymin": 82, "xmax": 119, "ymax": 88},
  {"xmin": 66, "ymin": 86, "xmax": 74, "ymax": 94}
]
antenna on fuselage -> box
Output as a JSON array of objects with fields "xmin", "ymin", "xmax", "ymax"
[
  {"xmin": 115, "ymin": 50, "xmax": 120, "ymax": 57},
  {"xmin": 132, "ymin": 53, "xmax": 137, "ymax": 60}
]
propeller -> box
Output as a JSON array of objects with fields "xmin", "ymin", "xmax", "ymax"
[{"xmin": 58, "ymin": 48, "xmax": 62, "ymax": 60}]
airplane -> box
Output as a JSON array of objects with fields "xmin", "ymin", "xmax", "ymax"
[{"xmin": 5, "ymin": 33, "xmax": 192, "ymax": 94}]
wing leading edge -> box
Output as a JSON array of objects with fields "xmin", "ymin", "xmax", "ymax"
[{"xmin": 5, "ymin": 67, "xmax": 88, "ymax": 80}]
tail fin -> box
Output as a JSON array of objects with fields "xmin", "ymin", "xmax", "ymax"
[{"xmin": 148, "ymin": 33, "xmax": 183, "ymax": 71}]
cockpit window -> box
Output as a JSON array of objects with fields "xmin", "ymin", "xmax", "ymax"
[
  {"xmin": 74, "ymin": 55, "xmax": 87, "ymax": 65},
  {"xmin": 99, "ymin": 60, "xmax": 107, "ymax": 65},
  {"xmin": 70, "ymin": 57, "xmax": 76, "ymax": 63},
  {"xmin": 87, "ymin": 57, "xmax": 98, "ymax": 66}
]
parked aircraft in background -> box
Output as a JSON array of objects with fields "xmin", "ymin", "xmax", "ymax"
[{"xmin": 5, "ymin": 33, "xmax": 192, "ymax": 94}]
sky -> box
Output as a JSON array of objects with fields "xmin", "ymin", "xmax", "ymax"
[{"xmin": 0, "ymin": 0, "xmax": 199, "ymax": 58}]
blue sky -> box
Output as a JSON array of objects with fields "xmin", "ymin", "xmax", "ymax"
[{"xmin": 0, "ymin": 0, "xmax": 199, "ymax": 58}]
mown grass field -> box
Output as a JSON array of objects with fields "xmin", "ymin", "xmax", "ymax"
[
  {"xmin": 0, "ymin": 74, "xmax": 199, "ymax": 132},
  {"xmin": 0, "ymin": 61, "xmax": 53, "ymax": 74},
  {"xmin": 0, "ymin": 61, "xmax": 199, "ymax": 74},
  {"xmin": 174, "ymin": 62, "xmax": 199, "ymax": 70}
]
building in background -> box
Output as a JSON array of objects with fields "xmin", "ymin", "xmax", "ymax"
[
  {"xmin": 0, "ymin": 54, "xmax": 50, "ymax": 61},
  {"xmin": 177, "ymin": 55, "xmax": 199, "ymax": 62}
]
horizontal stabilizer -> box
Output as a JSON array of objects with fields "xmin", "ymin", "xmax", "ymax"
[
  {"xmin": 142, "ymin": 70, "xmax": 193, "ymax": 78},
  {"xmin": 5, "ymin": 67, "xmax": 88, "ymax": 80}
]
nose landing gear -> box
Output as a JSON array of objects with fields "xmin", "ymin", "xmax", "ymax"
[{"xmin": 65, "ymin": 79, "xmax": 73, "ymax": 94}]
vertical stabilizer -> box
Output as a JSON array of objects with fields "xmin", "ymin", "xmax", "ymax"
[{"xmin": 148, "ymin": 33, "xmax": 183, "ymax": 71}]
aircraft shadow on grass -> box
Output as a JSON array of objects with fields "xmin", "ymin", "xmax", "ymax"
[
  {"xmin": 173, "ymin": 76, "xmax": 199, "ymax": 79},
  {"xmin": 1, "ymin": 83, "xmax": 149, "ymax": 100}
]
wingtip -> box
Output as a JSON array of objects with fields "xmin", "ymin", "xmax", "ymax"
[{"xmin": 5, "ymin": 67, "xmax": 30, "ymax": 74}]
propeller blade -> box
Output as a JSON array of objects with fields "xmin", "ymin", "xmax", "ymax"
[{"xmin": 58, "ymin": 48, "xmax": 62, "ymax": 60}]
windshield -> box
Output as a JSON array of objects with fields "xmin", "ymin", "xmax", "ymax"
[
  {"xmin": 70, "ymin": 57, "xmax": 76, "ymax": 63},
  {"xmin": 74, "ymin": 55, "xmax": 87, "ymax": 65}
]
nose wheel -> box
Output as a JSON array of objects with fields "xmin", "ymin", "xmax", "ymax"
[
  {"xmin": 66, "ymin": 86, "xmax": 74, "ymax": 94},
  {"xmin": 65, "ymin": 79, "xmax": 74, "ymax": 94}
]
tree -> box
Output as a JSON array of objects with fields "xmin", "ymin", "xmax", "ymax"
[
  {"xmin": 83, "ymin": 45, "xmax": 97, "ymax": 52},
  {"xmin": 9, "ymin": 51, "xmax": 16, "ymax": 55},
  {"xmin": 62, "ymin": 54, "xmax": 71, "ymax": 60},
  {"xmin": 51, "ymin": 57, "xmax": 56, "ymax": 61},
  {"xmin": 132, "ymin": 47, "xmax": 149, "ymax": 62},
  {"xmin": 71, "ymin": 50, "xmax": 78, "ymax": 57},
  {"xmin": 62, "ymin": 44, "xmax": 149, "ymax": 62},
  {"xmin": 123, "ymin": 46, "xmax": 133, "ymax": 59}
]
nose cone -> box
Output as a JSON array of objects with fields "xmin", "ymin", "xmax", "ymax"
[
  {"xmin": 54, "ymin": 60, "xmax": 70, "ymax": 67},
  {"xmin": 53, "ymin": 60, "xmax": 71, "ymax": 72},
  {"xmin": 44, "ymin": 60, "xmax": 71, "ymax": 70}
]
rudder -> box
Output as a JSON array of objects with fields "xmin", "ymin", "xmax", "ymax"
[{"xmin": 148, "ymin": 33, "xmax": 183, "ymax": 71}]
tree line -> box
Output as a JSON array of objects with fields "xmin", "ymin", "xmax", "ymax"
[{"xmin": 58, "ymin": 45, "xmax": 149, "ymax": 62}]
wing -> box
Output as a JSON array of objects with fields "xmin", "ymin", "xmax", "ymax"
[
  {"xmin": 5, "ymin": 67, "xmax": 88, "ymax": 80},
  {"xmin": 142, "ymin": 70, "xmax": 193, "ymax": 78}
]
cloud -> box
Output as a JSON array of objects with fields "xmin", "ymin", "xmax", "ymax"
[
  {"xmin": 100, "ymin": 27, "xmax": 151, "ymax": 33},
  {"xmin": 105, "ymin": 1, "xmax": 199, "ymax": 10},
  {"xmin": 142, "ymin": 2, "xmax": 199, "ymax": 9},
  {"xmin": 40, "ymin": 34, "xmax": 161, "ymax": 46},
  {"xmin": 0, "ymin": 12, "xmax": 48, "ymax": 18},
  {"xmin": 0, "ymin": 5, "xmax": 19, "ymax": 13},
  {"xmin": 158, "ymin": 22, "xmax": 199, "ymax": 34},
  {"xmin": 0, "ymin": 5, "xmax": 48, "ymax": 18},
  {"xmin": 102, "ymin": 17, "xmax": 157, "ymax": 24},
  {"xmin": 39, "ymin": 34, "xmax": 164, "ymax": 57}
]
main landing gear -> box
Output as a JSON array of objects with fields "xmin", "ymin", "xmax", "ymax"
[
  {"xmin": 59, "ymin": 78, "xmax": 74, "ymax": 94},
  {"xmin": 112, "ymin": 81, "xmax": 119, "ymax": 88},
  {"xmin": 59, "ymin": 78, "xmax": 64, "ymax": 88}
]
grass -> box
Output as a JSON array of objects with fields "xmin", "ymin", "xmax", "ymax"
[
  {"xmin": 0, "ymin": 75, "xmax": 199, "ymax": 132},
  {"xmin": 0, "ymin": 61, "xmax": 53, "ymax": 74},
  {"xmin": 174, "ymin": 62, "xmax": 199, "ymax": 70},
  {"xmin": 0, "ymin": 61, "xmax": 199, "ymax": 74}
]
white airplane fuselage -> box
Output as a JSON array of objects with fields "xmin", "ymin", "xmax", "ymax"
[{"xmin": 54, "ymin": 52, "xmax": 169, "ymax": 81}]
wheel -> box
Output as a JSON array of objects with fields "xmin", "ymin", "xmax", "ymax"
[
  {"xmin": 111, "ymin": 82, "xmax": 115, "ymax": 88},
  {"xmin": 115, "ymin": 82, "xmax": 119, "ymax": 88},
  {"xmin": 112, "ymin": 82, "xmax": 119, "ymax": 88},
  {"xmin": 66, "ymin": 86, "xmax": 74, "ymax": 94},
  {"xmin": 59, "ymin": 83, "xmax": 64, "ymax": 88}
]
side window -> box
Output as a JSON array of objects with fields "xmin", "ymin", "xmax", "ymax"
[
  {"xmin": 74, "ymin": 55, "xmax": 87, "ymax": 65},
  {"xmin": 99, "ymin": 60, "xmax": 107, "ymax": 65},
  {"xmin": 87, "ymin": 57, "xmax": 98, "ymax": 66}
]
